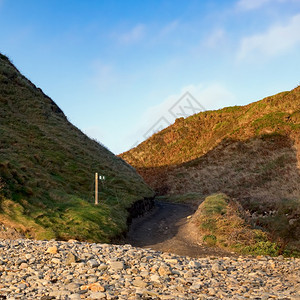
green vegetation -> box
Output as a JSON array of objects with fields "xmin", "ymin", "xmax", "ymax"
[
  {"xmin": 0, "ymin": 53, "xmax": 153, "ymax": 241},
  {"xmin": 201, "ymin": 194, "xmax": 227, "ymax": 215},
  {"xmin": 195, "ymin": 194, "xmax": 280, "ymax": 256},
  {"xmin": 157, "ymin": 192, "xmax": 203, "ymax": 204},
  {"xmin": 252, "ymin": 112, "xmax": 287, "ymax": 134},
  {"xmin": 203, "ymin": 234, "xmax": 217, "ymax": 246},
  {"xmin": 121, "ymin": 84, "xmax": 300, "ymax": 257},
  {"xmin": 254, "ymin": 198, "xmax": 300, "ymax": 257}
]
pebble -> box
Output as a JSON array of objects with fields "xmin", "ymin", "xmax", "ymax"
[
  {"xmin": 46, "ymin": 246, "xmax": 58, "ymax": 254},
  {"xmin": 65, "ymin": 252, "xmax": 78, "ymax": 265},
  {"xmin": 0, "ymin": 238, "xmax": 299, "ymax": 299},
  {"xmin": 90, "ymin": 292, "xmax": 106, "ymax": 299},
  {"xmin": 158, "ymin": 264, "xmax": 172, "ymax": 276},
  {"xmin": 87, "ymin": 259, "xmax": 99, "ymax": 268},
  {"xmin": 69, "ymin": 294, "xmax": 81, "ymax": 300}
]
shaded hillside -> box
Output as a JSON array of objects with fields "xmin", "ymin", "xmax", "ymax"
[
  {"xmin": 121, "ymin": 88, "xmax": 300, "ymax": 252},
  {"xmin": 0, "ymin": 53, "xmax": 153, "ymax": 241}
]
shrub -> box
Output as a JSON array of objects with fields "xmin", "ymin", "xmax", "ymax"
[
  {"xmin": 203, "ymin": 234, "xmax": 217, "ymax": 246},
  {"xmin": 242, "ymin": 241, "xmax": 279, "ymax": 256}
]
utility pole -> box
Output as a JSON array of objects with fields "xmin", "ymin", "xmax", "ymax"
[{"xmin": 95, "ymin": 172, "xmax": 98, "ymax": 205}]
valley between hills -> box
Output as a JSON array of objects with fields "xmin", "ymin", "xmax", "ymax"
[
  {"xmin": 121, "ymin": 87, "xmax": 300, "ymax": 258},
  {"xmin": 0, "ymin": 53, "xmax": 300, "ymax": 299}
]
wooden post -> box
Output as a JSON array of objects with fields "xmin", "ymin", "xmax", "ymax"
[{"xmin": 95, "ymin": 172, "xmax": 98, "ymax": 205}]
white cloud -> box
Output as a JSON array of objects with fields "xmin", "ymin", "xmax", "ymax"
[
  {"xmin": 121, "ymin": 83, "xmax": 237, "ymax": 152},
  {"xmin": 159, "ymin": 20, "xmax": 179, "ymax": 37},
  {"xmin": 90, "ymin": 60, "xmax": 117, "ymax": 91},
  {"xmin": 236, "ymin": 0, "xmax": 273, "ymax": 11},
  {"xmin": 118, "ymin": 24, "xmax": 145, "ymax": 44},
  {"xmin": 148, "ymin": 20, "xmax": 181, "ymax": 48},
  {"xmin": 236, "ymin": 0, "xmax": 297, "ymax": 11},
  {"xmin": 204, "ymin": 29, "xmax": 226, "ymax": 48},
  {"xmin": 237, "ymin": 13, "xmax": 300, "ymax": 60}
]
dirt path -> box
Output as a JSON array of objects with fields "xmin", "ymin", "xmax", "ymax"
[{"xmin": 126, "ymin": 200, "xmax": 236, "ymax": 258}]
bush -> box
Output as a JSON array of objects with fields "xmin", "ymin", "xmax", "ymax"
[
  {"xmin": 203, "ymin": 234, "xmax": 217, "ymax": 246},
  {"xmin": 242, "ymin": 241, "xmax": 279, "ymax": 256}
]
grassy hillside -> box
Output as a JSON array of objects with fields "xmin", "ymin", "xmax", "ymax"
[
  {"xmin": 122, "ymin": 88, "xmax": 300, "ymax": 169},
  {"xmin": 121, "ymin": 87, "xmax": 300, "ymax": 254},
  {"xmin": 0, "ymin": 53, "xmax": 154, "ymax": 242}
]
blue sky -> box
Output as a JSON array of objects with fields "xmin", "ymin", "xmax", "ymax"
[{"xmin": 1, "ymin": 0, "xmax": 300, "ymax": 154}]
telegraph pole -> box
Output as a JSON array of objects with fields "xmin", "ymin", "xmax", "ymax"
[{"xmin": 95, "ymin": 172, "xmax": 98, "ymax": 205}]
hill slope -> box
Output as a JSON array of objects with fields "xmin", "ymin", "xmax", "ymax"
[
  {"xmin": 0, "ymin": 53, "xmax": 153, "ymax": 242},
  {"xmin": 121, "ymin": 87, "xmax": 300, "ymax": 253}
]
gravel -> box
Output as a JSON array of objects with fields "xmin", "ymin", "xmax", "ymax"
[{"xmin": 0, "ymin": 238, "xmax": 299, "ymax": 299}]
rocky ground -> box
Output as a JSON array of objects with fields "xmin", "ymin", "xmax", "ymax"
[{"xmin": 0, "ymin": 239, "xmax": 299, "ymax": 299}]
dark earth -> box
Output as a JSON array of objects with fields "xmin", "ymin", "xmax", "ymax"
[{"xmin": 126, "ymin": 200, "xmax": 236, "ymax": 258}]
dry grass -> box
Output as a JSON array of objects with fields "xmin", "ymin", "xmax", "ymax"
[
  {"xmin": 121, "ymin": 88, "xmax": 300, "ymax": 169},
  {"xmin": 121, "ymin": 87, "xmax": 300, "ymax": 255},
  {"xmin": 193, "ymin": 194, "xmax": 280, "ymax": 256}
]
